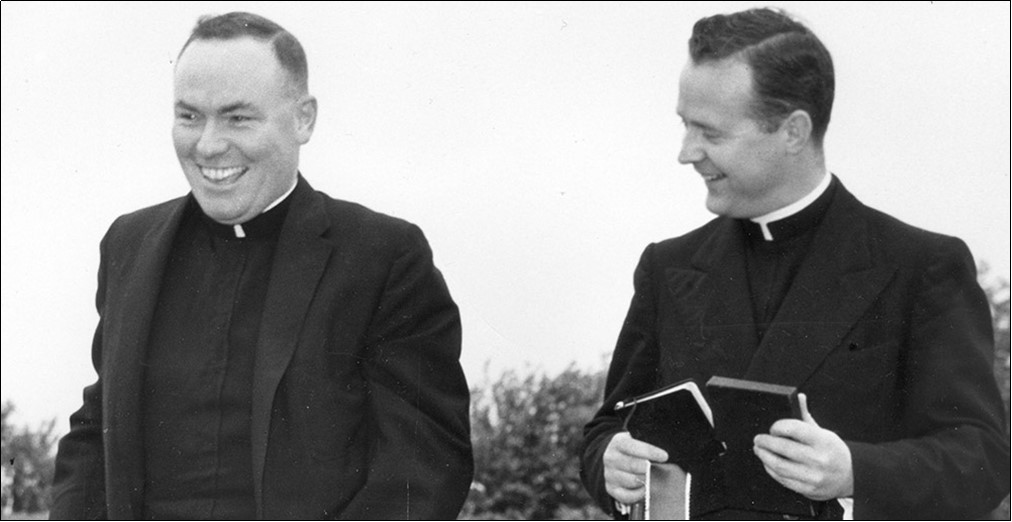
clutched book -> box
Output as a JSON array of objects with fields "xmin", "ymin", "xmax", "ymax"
[{"xmin": 616, "ymin": 376, "xmax": 818, "ymax": 519}]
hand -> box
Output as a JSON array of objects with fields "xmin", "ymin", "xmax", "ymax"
[
  {"xmin": 603, "ymin": 431, "xmax": 670, "ymax": 505},
  {"xmin": 752, "ymin": 393, "xmax": 854, "ymax": 501}
]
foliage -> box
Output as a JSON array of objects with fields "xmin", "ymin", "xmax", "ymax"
[
  {"xmin": 979, "ymin": 263, "xmax": 1011, "ymax": 416},
  {"xmin": 978, "ymin": 263, "xmax": 1011, "ymax": 520},
  {"xmin": 461, "ymin": 364, "xmax": 609, "ymax": 520},
  {"xmin": 462, "ymin": 267, "xmax": 1012, "ymax": 519},
  {"xmin": 1, "ymin": 402, "xmax": 57, "ymax": 516},
  {"xmin": 1, "ymin": 267, "xmax": 1008, "ymax": 519}
]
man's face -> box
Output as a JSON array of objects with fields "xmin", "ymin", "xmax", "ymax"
[
  {"xmin": 676, "ymin": 58, "xmax": 790, "ymax": 219},
  {"xmin": 173, "ymin": 37, "xmax": 315, "ymax": 224}
]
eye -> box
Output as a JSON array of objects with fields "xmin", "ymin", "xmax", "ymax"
[
  {"xmin": 697, "ymin": 126, "xmax": 721, "ymax": 142},
  {"xmin": 175, "ymin": 110, "xmax": 199, "ymax": 123},
  {"xmin": 229, "ymin": 114, "xmax": 252, "ymax": 124},
  {"xmin": 682, "ymin": 120, "xmax": 721, "ymax": 143}
]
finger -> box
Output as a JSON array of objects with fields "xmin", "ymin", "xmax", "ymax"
[
  {"xmin": 754, "ymin": 443, "xmax": 796, "ymax": 475},
  {"xmin": 611, "ymin": 432, "xmax": 670, "ymax": 462},
  {"xmin": 604, "ymin": 451, "xmax": 661, "ymax": 476},
  {"xmin": 766, "ymin": 471, "xmax": 819, "ymax": 499},
  {"xmin": 769, "ymin": 469, "xmax": 834, "ymax": 502},
  {"xmin": 798, "ymin": 393, "xmax": 819, "ymax": 427},
  {"xmin": 754, "ymin": 444, "xmax": 810, "ymax": 482},
  {"xmin": 753, "ymin": 443, "xmax": 779, "ymax": 469},
  {"xmin": 754, "ymin": 431, "xmax": 814, "ymax": 464},
  {"xmin": 605, "ymin": 468, "xmax": 648, "ymax": 490},
  {"xmin": 607, "ymin": 483, "xmax": 647, "ymax": 506},
  {"xmin": 768, "ymin": 418, "xmax": 819, "ymax": 444},
  {"xmin": 605, "ymin": 437, "xmax": 666, "ymax": 478},
  {"xmin": 604, "ymin": 465, "xmax": 648, "ymax": 505}
]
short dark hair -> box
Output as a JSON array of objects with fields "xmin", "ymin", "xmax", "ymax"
[
  {"xmin": 689, "ymin": 8, "xmax": 834, "ymax": 146},
  {"xmin": 179, "ymin": 12, "xmax": 309, "ymax": 94}
]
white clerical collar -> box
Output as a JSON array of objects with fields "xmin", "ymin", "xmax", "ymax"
[
  {"xmin": 264, "ymin": 177, "xmax": 298, "ymax": 213},
  {"xmin": 232, "ymin": 177, "xmax": 298, "ymax": 239},
  {"xmin": 750, "ymin": 171, "xmax": 831, "ymax": 241}
]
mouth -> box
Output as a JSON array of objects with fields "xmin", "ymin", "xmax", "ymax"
[
  {"xmin": 700, "ymin": 172, "xmax": 726, "ymax": 183},
  {"xmin": 199, "ymin": 165, "xmax": 248, "ymax": 185}
]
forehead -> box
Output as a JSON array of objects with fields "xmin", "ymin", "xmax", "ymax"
[
  {"xmin": 174, "ymin": 37, "xmax": 288, "ymax": 104},
  {"xmin": 676, "ymin": 58, "xmax": 756, "ymax": 126}
]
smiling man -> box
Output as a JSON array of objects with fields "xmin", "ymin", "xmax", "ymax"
[
  {"xmin": 581, "ymin": 7, "xmax": 1009, "ymax": 520},
  {"xmin": 172, "ymin": 34, "xmax": 314, "ymax": 226},
  {"xmin": 51, "ymin": 12, "xmax": 473, "ymax": 520}
]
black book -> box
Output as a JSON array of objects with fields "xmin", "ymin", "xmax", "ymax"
[
  {"xmin": 706, "ymin": 376, "xmax": 815, "ymax": 517},
  {"xmin": 615, "ymin": 376, "xmax": 817, "ymax": 518},
  {"xmin": 614, "ymin": 379, "xmax": 720, "ymax": 473}
]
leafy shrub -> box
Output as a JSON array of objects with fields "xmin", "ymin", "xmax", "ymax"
[
  {"xmin": 462, "ymin": 365, "xmax": 609, "ymax": 520},
  {"xmin": 1, "ymin": 402, "xmax": 56, "ymax": 516}
]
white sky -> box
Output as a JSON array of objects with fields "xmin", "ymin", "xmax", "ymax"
[{"xmin": 2, "ymin": 1, "xmax": 1009, "ymax": 430}]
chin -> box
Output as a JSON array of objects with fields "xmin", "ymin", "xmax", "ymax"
[
  {"xmin": 193, "ymin": 196, "xmax": 240, "ymax": 224},
  {"xmin": 201, "ymin": 208, "xmax": 237, "ymax": 224},
  {"xmin": 706, "ymin": 194, "xmax": 755, "ymax": 218},
  {"xmin": 704, "ymin": 198, "xmax": 728, "ymax": 217}
]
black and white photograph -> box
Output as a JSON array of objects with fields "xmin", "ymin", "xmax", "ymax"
[{"xmin": 2, "ymin": 2, "xmax": 1008, "ymax": 519}]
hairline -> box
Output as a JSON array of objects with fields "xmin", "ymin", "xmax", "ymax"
[
  {"xmin": 176, "ymin": 34, "xmax": 308, "ymax": 98},
  {"xmin": 688, "ymin": 52, "xmax": 782, "ymax": 132},
  {"xmin": 688, "ymin": 9, "xmax": 832, "ymax": 147}
]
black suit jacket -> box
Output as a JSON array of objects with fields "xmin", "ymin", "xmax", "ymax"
[
  {"xmin": 581, "ymin": 178, "xmax": 1009, "ymax": 519},
  {"xmin": 51, "ymin": 177, "xmax": 474, "ymax": 519}
]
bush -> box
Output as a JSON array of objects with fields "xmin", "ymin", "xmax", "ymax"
[
  {"xmin": 3, "ymin": 267, "xmax": 1008, "ymax": 519},
  {"xmin": 1, "ymin": 402, "xmax": 57, "ymax": 516},
  {"xmin": 462, "ymin": 267, "xmax": 1011, "ymax": 519},
  {"xmin": 979, "ymin": 264, "xmax": 1011, "ymax": 519},
  {"xmin": 461, "ymin": 364, "xmax": 609, "ymax": 520}
]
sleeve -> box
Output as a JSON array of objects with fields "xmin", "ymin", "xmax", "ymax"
[
  {"xmin": 580, "ymin": 244, "xmax": 664, "ymax": 517},
  {"xmin": 50, "ymin": 233, "xmax": 112, "ymax": 520},
  {"xmin": 847, "ymin": 237, "xmax": 1010, "ymax": 519},
  {"xmin": 337, "ymin": 225, "xmax": 474, "ymax": 520}
]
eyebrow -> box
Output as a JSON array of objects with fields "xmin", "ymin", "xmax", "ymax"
[
  {"xmin": 174, "ymin": 100, "xmax": 199, "ymax": 112},
  {"xmin": 218, "ymin": 102, "xmax": 256, "ymax": 114},
  {"xmin": 174, "ymin": 100, "xmax": 256, "ymax": 114},
  {"xmin": 681, "ymin": 117, "xmax": 719, "ymax": 133}
]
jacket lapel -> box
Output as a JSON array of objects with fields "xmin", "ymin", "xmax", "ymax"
[
  {"xmin": 102, "ymin": 197, "xmax": 188, "ymax": 518},
  {"xmin": 744, "ymin": 183, "xmax": 896, "ymax": 386},
  {"xmin": 667, "ymin": 218, "xmax": 759, "ymax": 379},
  {"xmin": 250, "ymin": 178, "xmax": 332, "ymax": 516}
]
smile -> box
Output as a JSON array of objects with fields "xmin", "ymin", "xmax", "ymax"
[{"xmin": 200, "ymin": 166, "xmax": 248, "ymax": 185}]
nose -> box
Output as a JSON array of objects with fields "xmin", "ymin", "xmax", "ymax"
[
  {"xmin": 195, "ymin": 120, "xmax": 229, "ymax": 158},
  {"xmin": 678, "ymin": 129, "xmax": 704, "ymax": 165}
]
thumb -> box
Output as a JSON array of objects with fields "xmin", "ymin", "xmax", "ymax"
[{"xmin": 798, "ymin": 393, "xmax": 819, "ymax": 427}]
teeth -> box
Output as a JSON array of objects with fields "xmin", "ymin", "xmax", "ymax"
[
  {"xmin": 200, "ymin": 166, "xmax": 246, "ymax": 182},
  {"xmin": 702, "ymin": 173, "xmax": 725, "ymax": 182}
]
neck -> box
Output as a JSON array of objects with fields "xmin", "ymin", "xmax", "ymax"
[
  {"xmin": 774, "ymin": 150, "xmax": 826, "ymax": 209},
  {"xmin": 752, "ymin": 170, "xmax": 830, "ymax": 225}
]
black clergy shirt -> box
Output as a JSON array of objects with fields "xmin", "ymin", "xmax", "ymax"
[
  {"xmin": 740, "ymin": 177, "xmax": 837, "ymax": 342},
  {"xmin": 141, "ymin": 192, "xmax": 292, "ymax": 520}
]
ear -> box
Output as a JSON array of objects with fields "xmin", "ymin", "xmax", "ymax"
[
  {"xmin": 780, "ymin": 109, "xmax": 813, "ymax": 154},
  {"xmin": 294, "ymin": 95, "xmax": 318, "ymax": 144}
]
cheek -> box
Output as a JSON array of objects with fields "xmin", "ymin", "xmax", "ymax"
[
  {"xmin": 234, "ymin": 129, "xmax": 283, "ymax": 162},
  {"xmin": 254, "ymin": 133, "xmax": 300, "ymax": 169},
  {"xmin": 705, "ymin": 145, "xmax": 745, "ymax": 174},
  {"xmin": 172, "ymin": 126, "xmax": 196, "ymax": 156},
  {"xmin": 750, "ymin": 142, "xmax": 780, "ymax": 166},
  {"xmin": 722, "ymin": 142, "xmax": 773, "ymax": 178}
]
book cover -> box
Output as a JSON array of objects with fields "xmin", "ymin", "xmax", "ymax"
[
  {"xmin": 614, "ymin": 379, "xmax": 721, "ymax": 472},
  {"xmin": 704, "ymin": 376, "xmax": 816, "ymax": 517},
  {"xmin": 617, "ymin": 376, "xmax": 818, "ymax": 518},
  {"xmin": 704, "ymin": 376, "xmax": 801, "ymax": 449}
]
